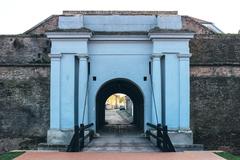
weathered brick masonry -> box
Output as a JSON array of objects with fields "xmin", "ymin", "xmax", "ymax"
[
  {"xmin": 0, "ymin": 34, "xmax": 240, "ymax": 153},
  {"xmin": 0, "ymin": 35, "xmax": 50, "ymax": 152},
  {"xmin": 190, "ymin": 35, "xmax": 240, "ymax": 153}
]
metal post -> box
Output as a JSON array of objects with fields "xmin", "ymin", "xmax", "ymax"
[
  {"xmin": 89, "ymin": 130, "xmax": 93, "ymax": 141},
  {"xmin": 163, "ymin": 125, "xmax": 168, "ymax": 152},
  {"xmin": 157, "ymin": 124, "xmax": 161, "ymax": 148},
  {"xmin": 74, "ymin": 125, "xmax": 80, "ymax": 152},
  {"xmin": 80, "ymin": 123, "xmax": 84, "ymax": 151},
  {"xmin": 146, "ymin": 130, "xmax": 150, "ymax": 140}
]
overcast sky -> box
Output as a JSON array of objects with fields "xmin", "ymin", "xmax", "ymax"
[{"xmin": 0, "ymin": 0, "xmax": 239, "ymax": 34}]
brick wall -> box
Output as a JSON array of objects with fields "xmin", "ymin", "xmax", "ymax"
[
  {"xmin": 0, "ymin": 35, "xmax": 50, "ymax": 64},
  {"xmin": 190, "ymin": 34, "xmax": 240, "ymax": 153},
  {"xmin": 0, "ymin": 35, "xmax": 50, "ymax": 152}
]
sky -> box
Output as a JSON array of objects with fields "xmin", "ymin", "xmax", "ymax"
[{"xmin": 0, "ymin": 0, "xmax": 239, "ymax": 34}]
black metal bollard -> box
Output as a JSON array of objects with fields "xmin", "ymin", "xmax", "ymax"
[
  {"xmin": 163, "ymin": 125, "xmax": 168, "ymax": 152},
  {"xmin": 74, "ymin": 125, "xmax": 80, "ymax": 152},
  {"xmin": 146, "ymin": 130, "xmax": 150, "ymax": 140},
  {"xmin": 157, "ymin": 123, "xmax": 161, "ymax": 148},
  {"xmin": 79, "ymin": 123, "xmax": 84, "ymax": 151},
  {"xmin": 90, "ymin": 130, "xmax": 94, "ymax": 142}
]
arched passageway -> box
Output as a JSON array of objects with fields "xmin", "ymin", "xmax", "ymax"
[{"xmin": 96, "ymin": 78, "xmax": 144, "ymax": 132}]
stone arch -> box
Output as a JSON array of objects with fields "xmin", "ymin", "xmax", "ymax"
[{"xmin": 96, "ymin": 78, "xmax": 144, "ymax": 131}]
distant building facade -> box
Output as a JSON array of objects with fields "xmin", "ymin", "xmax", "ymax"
[{"xmin": 105, "ymin": 93, "xmax": 127, "ymax": 110}]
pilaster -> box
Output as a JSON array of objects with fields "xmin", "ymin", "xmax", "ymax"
[
  {"xmin": 77, "ymin": 54, "xmax": 89, "ymax": 125},
  {"xmin": 49, "ymin": 54, "xmax": 62, "ymax": 129},
  {"xmin": 151, "ymin": 54, "xmax": 163, "ymax": 124},
  {"xmin": 178, "ymin": 53, "xmax": 191, "ymax": 130}
]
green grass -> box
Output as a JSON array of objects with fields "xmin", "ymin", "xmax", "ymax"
[
  {"xmin": 0, "ymin": 152, "xmax": 24, "ymax": 160},
  {"xmin": 216, "ymin": 152, "xmax": 240, "ymax": 160}
]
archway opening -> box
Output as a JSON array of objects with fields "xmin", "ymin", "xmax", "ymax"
[
  {"xmin": 105, "ymin": 93, "xmax": 133, "ymax": 125},
  {"xmin": 96, "ymin": 78, "xmax": 144, "ymax": 132}
]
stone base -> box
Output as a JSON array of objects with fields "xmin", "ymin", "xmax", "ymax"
[
  {"xmin": 174, "ymin": 144, "xmax": 204, "ymax": 151},
  {"xmin": 47, "ymin": 129, "xmax": 74, "ymax": 145},
  {"xmin": 42, "ymin": 129, "xmax": 92, "ymax": 151},
  {"xmin": 168, "ymin": 130, "xmax": 193, "ymax": 145},
  {"xmin": 38, "ymin": 143, "xmax": 68, "ymax": 151},
  {"xmin": 149, "ymin": 130, "xmax": 203, "ymax": 151}
]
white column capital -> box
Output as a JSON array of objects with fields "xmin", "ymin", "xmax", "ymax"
[
  {"xmin": 151, "ymin": 53, "xmax": 164, "ymax": 59},
  {"xmin": 76, "ymin": 54, "xmax": 89, "ymax": 60},
  {"xmin": 49, "ymin": 54, "xmax": 62, "ymax": 59},
  {"xmin": 177, "ymin": 53, "xmax": 192, "ymax": 59}
]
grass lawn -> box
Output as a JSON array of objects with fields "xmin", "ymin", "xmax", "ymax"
[
  {"xmin": 216, "ymin": 152, "xmax": 240, "ymax": 160},
  {"xmin": 0, "ymin": 152, "xmax": 24, "ymax": 160}
]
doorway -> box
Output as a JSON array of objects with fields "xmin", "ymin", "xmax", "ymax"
[{"xmin": 96, "ymin": 78, "xmax": 144, "ymax": 132}]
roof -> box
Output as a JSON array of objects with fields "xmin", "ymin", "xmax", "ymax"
[
  {"xmin": 189, "ymin": 17, "xmax": 212, "ymax": 24},
  {"xmin": 188, "ymin": 16, "xmax": 223, "ymax": 33},
  {"xmin": 62, "ymin": 10, "xmax": 178, "ymax": 15},
  {"xmin": 23, "ymin": 11, "xmax": 221, "ymax": 35},
  {"xmin": 24, "ymin": 15, "xmax": 58, "ymax": 34}
]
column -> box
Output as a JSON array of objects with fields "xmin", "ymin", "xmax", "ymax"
[
  {"xmin": 178, "ymin": 53, "xmax": 191, "ymax": 130},
  {"xmin": 50, "ymin": 54, "xmax": 62, "ymax": 129},
  {"xmin": 78, "ymin": 54, "xmax": 89, "ymax": 125},
  {"xmin": 151, "ymin": 54, "xmax": 162, "ymax": 124}
]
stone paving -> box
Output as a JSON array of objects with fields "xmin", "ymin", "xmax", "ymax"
[
  {"xmin": 85, "ymin": 110, "xmax": 158, "ymax": 152},
  {"xmin": 15, "ymin": 151, "xmax": 225, "ymax": 160},
  {"xmin": 85, "ymin": 123, "xmax": 157, "ymax": 152},
  {"xmin": 105, "ymin": 109, "xmax": 131, "ymax": 124},
  {"xmin": 83, "ymin": 136, "xmax": 159, "ymax": 152}
]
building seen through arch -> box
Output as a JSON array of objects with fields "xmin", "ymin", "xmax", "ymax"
[{"xmin": 105, "ymin": 93, "xmax": 133, "ymax": 124}]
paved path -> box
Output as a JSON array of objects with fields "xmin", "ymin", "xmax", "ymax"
[
  {"xmin": 85, "ymin": 124, "xmax": 157, "ymax": 152},
  {"xmin": 84, "ymin": 132, "xmax": 158, "ymax": 152},
  {"xmin": 94, "ymin": 110, "xmax": 155, "ymax": 152},
  {"xmin": 105, "ymin": 110, "xmax": 131, "ymax": 124},
  {"xmin": 15, "ymin": 151, "xmax": 225, "ymax": 160}
]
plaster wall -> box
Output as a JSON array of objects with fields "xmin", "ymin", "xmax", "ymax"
[{"xmin": 88, "ymin": 40, "xmax": 152, "ymax": 130}]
